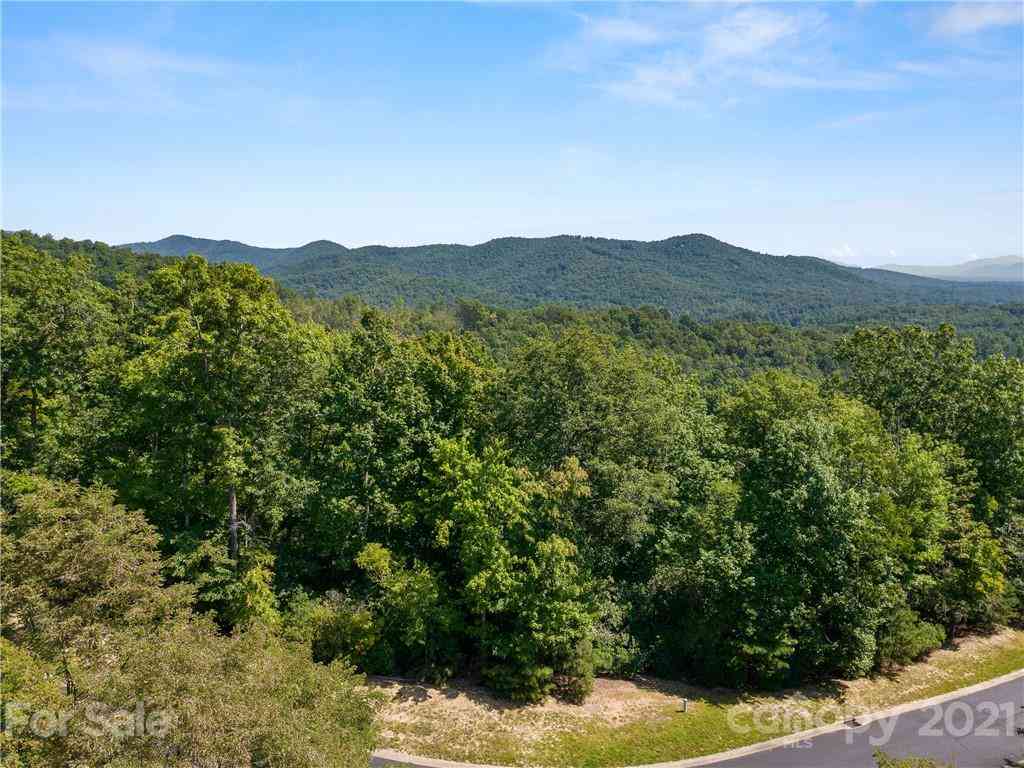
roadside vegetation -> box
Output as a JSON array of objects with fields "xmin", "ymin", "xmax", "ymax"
[
  {"xmin": 874, "ymin": 753, "xmax": 954, "ymax": 768},
  {"xmin": 2, "ymin": 231, "xmax": 1021, "ymax": 765}
]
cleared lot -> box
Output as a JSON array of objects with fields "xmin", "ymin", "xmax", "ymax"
[{"xmin": 373, "ymin": 630, "xmax": 1024, "ymax": 767}]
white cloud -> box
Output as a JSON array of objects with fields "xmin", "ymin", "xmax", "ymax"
[
  {"xmin": 895, "ymin": 59, "xmax": 952, "ymax": 77},
  {"xmin": 829, "ymin": 244, "xmax": 860, "ymax": 263},
  {"xmin": 704, "ymin": 8, "xmax": 800, "ymax": 60},
  {"xmin": 580, "ymin": 15, "xmax": 662, "ymax": 46},
  {"xmin": 603, "ymin": 58, "xmax": 696, "ymax": 105},
  {"xmin": 561, "ymin": 5, "xmax": 925, "ymax": 108},
  {"xmin": 823, "ymin": 110, "xmax": 889, "ymax": 129},
  {"xmin": 933, "ymin": 2, "xmax": 1023, "ymax": 37},
  {"xmin": 545, "ymin": 9, "xmax": 681, "ymax": 73},
  {"xmin": 4, "ymin": 36, "xmax": 304, "ymax": 118},
  {"xmin": 61, "ymin": 39, "xmax": 230, "ymax": 80},
  {"xmin": 1, "ymin": 39, "xmax": 221, "ymax": 115},
  {"xmin": 750, "ymin": 68, "xmax": 896, "ymax": 91},
  {"xmin": 895, "ymin": 56, "xmax": 1018, "ymax": 80},
  {"xmin": 2, "ymin": 81, "xmax": 193, "ymax": 114}
]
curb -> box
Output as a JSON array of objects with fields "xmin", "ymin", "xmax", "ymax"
[{"xmin": 371, "ymin": 667, "xmax": 1024, "ymax": 768}]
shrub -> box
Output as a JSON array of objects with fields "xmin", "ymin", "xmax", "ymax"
[
  {"xmin": 553, "ymin": 637, "xmax": 596, "ymax": 704},
  {"xmin": 225, "ymin": 548, "xmax": 281, "ymax": 629},
  {"xmin": 876, "ymin": 608, "xmax": 946, "ymax": 668},
  {"xmin": 281, "ymin": 590, "xmax": 388, "ymax": 671},
  {"xmin": 483, "ymin": 661, "xmax": 556, "ymax": 704}
]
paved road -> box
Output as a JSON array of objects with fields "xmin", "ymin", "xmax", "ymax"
[{"xmin": 711, "ymin": 676, "xmax": 1024, "ymax": 768}]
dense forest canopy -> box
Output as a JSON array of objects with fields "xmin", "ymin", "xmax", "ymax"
[{"xmin": 2, "ymin": 230, "xmax": 1022, "ymax": 765}]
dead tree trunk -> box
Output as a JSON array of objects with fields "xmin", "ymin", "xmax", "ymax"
[{"xmin": 228, "ymin": 485, "xmax": 239, "ymax": 563}]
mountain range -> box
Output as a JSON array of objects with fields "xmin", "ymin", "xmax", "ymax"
[
  {"xmin": 120, "ymin": 233, "xmax": 1023, "ymax": 324},
  {"xmin": 879, "ymin": 255, "xmax": 1023, "ymax": 283}
]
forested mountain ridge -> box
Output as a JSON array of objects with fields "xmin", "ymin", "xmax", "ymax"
[
  {"xmin": 124, "ymin": 232, "xmax": 1023, "ymax": 323},
  {"xmin": 8, "ymin": 229, "xmax": 1023, "ymax": 359}
]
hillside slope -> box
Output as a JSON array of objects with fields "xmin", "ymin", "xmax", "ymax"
[
  {"xmin": 124, "ymin": 233, "xmax": 1022, "ymax": 323},
  {"xmin": 880, "ymin": 255, "xmax": 1023, "ymax": 283}
]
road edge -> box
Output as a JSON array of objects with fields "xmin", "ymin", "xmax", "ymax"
[{"xmin": 371, "ymin": 666, "xmax": 1024, "ymax": 768}]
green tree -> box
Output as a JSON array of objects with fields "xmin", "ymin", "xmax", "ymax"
[
  {"xmin": 962, "ymin": 353, "xmax": 1024, "ymax": 526},
  {"xmin": 836, "ymin": 324, "xmax": 974, "ymax": 437},
  {"xmin": 106, "ymin": 256, "xmax": 326, "ymax": 612},
  {"xmin": 0, "ymin": 238, "xmax": 114, "ymax": 477},
  {"xmin": 286, "ymin": 312, "xmax": 492, "ymax": 588},
  {"xmin": 491, "ymin": 328, "xmax": 727, "ymax": 668},
  {"xmin": 837, "ymin": 325, "xmax": 1023, "ymax": 526},
  {"xmin": 354, "ymin": 542, "xmax": 459, "ymax": 678},
  {"xmin": 68, "ymin": 620, "xmax": 377, "ymax": 768},
  {"xmin": 837, "ymin": 325, "xmax": 1022, "ymax": 623},
  {"xmin": 706, "ymin": 373, "xmax": 982, "ymax": 684},
  {"xmin": 417, "ymin": 438, "xmax": 595, "ymax": 701},
  {"xmin": 1, "ymin": 474, "xmax": 192, "ymax": 699}
]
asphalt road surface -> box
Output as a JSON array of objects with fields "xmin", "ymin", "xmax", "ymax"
[{"xmin": 711, "ymin": 676, "xmax": 1024, "ymax": 768}]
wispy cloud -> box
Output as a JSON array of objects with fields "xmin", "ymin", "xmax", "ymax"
[
  {"xmin": 895, "ymin": 59, "xmax": 953, "ymax": 77},
  {"xmin": 553, "ymin": 5, "xmax": 890, "ymax": 107},
  {"xmin": 2, "ymin": 84, "xmax": 188, "ymax": 114},
  {"xmin": 704, "ymin": 8, "xmax": 801, "ymax": 61},
  {"xmin": 602, "ymin": 56, "xmax": 696, "ymax": 106},
  {"xmin": 933, "ymin": 2, "xmax": 1023, "ymax": 37},
  {"xmin": 895, "ymin": 55, "xmax": 1017, "ymax": 80},
  {"xmin": 822, "ymin": 110, "xmax": 889, "ymax": 129},
  {"xmin": 750, "ymin": 68, "xmax": 896, "ymax": 91},
  {"xmin": 829, "ymin": 244, "xmax": 861, "ymax": 264},
  {"xmin": 3, "ymin": 35, "xmax": 237, "ymax": 114},
  {"xmin": 550, "ymin": 2, "xmax": 1020, "ymax": 108},
  {"xmin": 68, "ymin": 40, "xmax": 230, "ymax": 80},
  {"xmin": 545, "ymin": 8, "xmax": 682, "ymax": 73},
  {"xmin": 2, "ymin": 35, "xmax": 325, "ymax": 122},
  {"xmin": 580, "ymin": 15, "xmax": 662, "ymax": 46}
]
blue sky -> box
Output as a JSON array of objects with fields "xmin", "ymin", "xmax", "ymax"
[{"xmin": 2, "ymin": 2, "xmax": 1021, "ymax": 265}]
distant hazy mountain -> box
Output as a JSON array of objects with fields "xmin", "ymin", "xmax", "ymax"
[
  {"xmin": 879, "ymin": 255, "xmax": 1023, "ymax": 283},
  {"xmin": 122, "ymin": 233, "xmax": 1022, "ymax": 324}
]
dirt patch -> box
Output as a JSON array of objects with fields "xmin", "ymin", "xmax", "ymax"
[{"xmin": 372, "ymin": 675, "xmax": 681, "ymax": 751}]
